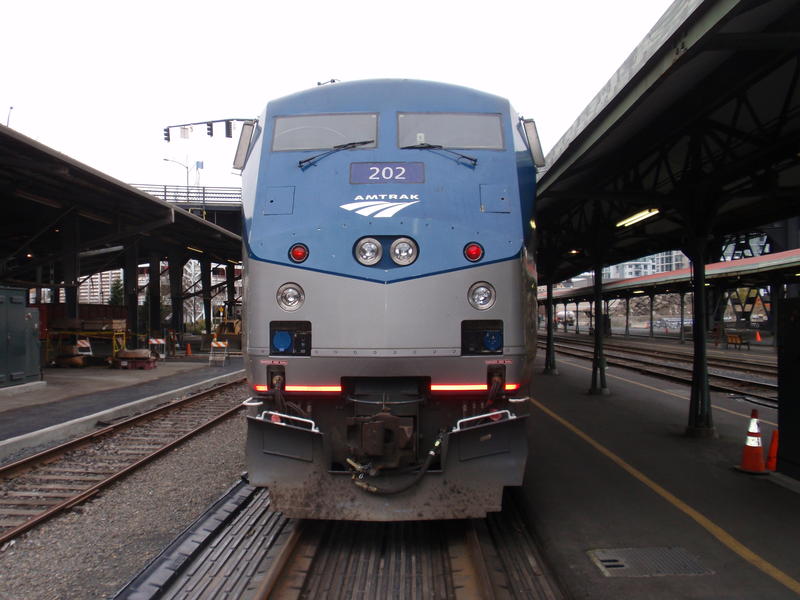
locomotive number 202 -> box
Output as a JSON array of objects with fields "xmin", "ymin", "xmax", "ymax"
[
  {"xmin": 370, "ymin": 165, "xmax": 405, "ymax": 180},
  {"xmin": 350, "ymin": 162, "xmax": 424, "ymax": 184}
]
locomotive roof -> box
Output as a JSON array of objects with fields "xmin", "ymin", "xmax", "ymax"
[{"xmin": 264, "ymin": 79, "xmax": 512, "ymax": 115}]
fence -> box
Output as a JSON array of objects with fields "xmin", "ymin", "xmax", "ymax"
[{"xmin": 133, "ymin": 185, "xmax": 242, "ymax": 210}]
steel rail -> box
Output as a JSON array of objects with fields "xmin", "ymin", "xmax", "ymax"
[
  {"xmin": 450, "ymin": 519, "xmax": 498, "ymax": 600},
  {"xmin": 549, "ymin": 334, "xmax": 777, "ymax": 376},
  {"xmin": 0, "ymin": 379, "xmax": 245, "ymax": 546},
  {"xmin": 253, "ymin": 521, "xmax": 311, "ymax": 600},
  {"xmin": 0, "ymin": 378, "xmax": 244, "ymax": 477},
  {"xmin": 546, "ymin": 342, "xmax": 777, "ymax": 404}
]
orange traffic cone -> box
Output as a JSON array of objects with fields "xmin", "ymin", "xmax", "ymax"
[
  {"xmin": 186, "ymin": 343, "xmax": 192, "ymax": 356},
  {"xmin": 736, "ymin": 409, "xmax": 768, "ymax": 474},
  {"xmin": 755, "ymin": 330, "xmax": 762, "ymax": 343},
  {"xmin": 766, "ymin": 430, "xmax": 779, "ymax": 471}
]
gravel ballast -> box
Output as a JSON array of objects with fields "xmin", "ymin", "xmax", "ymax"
[{"xmin": 0, "ymin": 412, "xmax": 247, "ymax": 600}]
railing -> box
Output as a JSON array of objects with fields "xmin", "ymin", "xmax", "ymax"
[{"xmin": 133, "ymin": 184, "xmax": 242, "ymax": 209}]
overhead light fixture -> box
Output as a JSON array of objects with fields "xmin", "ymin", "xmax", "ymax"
[
  {"xmin": 568, "ymin": 249, "xmax": 580, "ymax": 255},
  {"xmin": 187, "ymin": 246, "xmax": 204, "ymax": 253},
  {"xmin": 616, "ymin": 208, "xmax": 660, "ymax": 228},
  {"xmin": 633, "ymin": 290, "xmax": 645, "ymax": 294}
]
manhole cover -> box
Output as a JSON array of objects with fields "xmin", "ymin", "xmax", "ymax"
[{"xmin": 588, "ymin": 547, "xmax": 712, "ymax": 578}]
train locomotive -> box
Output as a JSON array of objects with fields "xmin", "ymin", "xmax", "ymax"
[{"xmin": 241, "ymin": 79, "xmax": 541, "ymax": 520}]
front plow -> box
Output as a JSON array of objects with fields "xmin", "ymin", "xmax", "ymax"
[{"xmin": 245, "ymin": 406, "xmax": 528, "ymax": 521}]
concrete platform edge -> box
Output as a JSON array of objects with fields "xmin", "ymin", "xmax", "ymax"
[
  {"xmin": 0, "ymin": 380, "xmax": 46, "ymax": 397},
  {"xmin": 0, "ymin": 369, "xmax": 245, "ymax": 462}
]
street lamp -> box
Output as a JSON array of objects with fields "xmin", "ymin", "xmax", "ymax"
[{"xmin": 163, "ymin": 158, "xmax": 189, "ymax": 187}]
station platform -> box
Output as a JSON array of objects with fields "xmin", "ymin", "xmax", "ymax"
[
  {"xmin": 0, "ymin": 356, "xmax": 244, "ymax": 463},
  {"xmin": 522, "ymin": 341, "xmax": 797, "ymax": 599}
]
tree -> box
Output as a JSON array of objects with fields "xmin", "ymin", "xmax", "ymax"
[{"xmin": 108, "ymin": 278, "xmax": 124, "ymax": 306}]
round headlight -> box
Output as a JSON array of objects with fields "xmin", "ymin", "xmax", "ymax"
[
  {"xmin": 468, "ymin": 282, "xmax": 496, "ymax": 310},
  {"xmin": 277, "ymin": 283, "xmax": 305, "ymax": 311},
  {"xmin": 389, "ymin": 237, "xmax": 418, "ymax": 266},
  {"xmin": 355, "ymin": 237, "xmax": 382, "ymax": 266}
]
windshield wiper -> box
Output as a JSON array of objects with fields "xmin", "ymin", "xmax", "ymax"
[
  {"xmin": 298, "ymin": 139, "xmax": 374, "ymax": 169},
  {"xmin": 400, "ymin": 143, "xmax": 478, "ymax": 166}
]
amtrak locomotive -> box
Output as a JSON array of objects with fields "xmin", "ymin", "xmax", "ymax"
[{"xmin": 241, "ymin": 79, "xmax": 541, "ymax": 520}]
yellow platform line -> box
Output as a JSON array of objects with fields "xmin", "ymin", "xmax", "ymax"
[
  {"xmin": 529, "ymin": 396, "xmax": 800, "ymax": 595},
  {"xmin": 561, "ymin": 358, "xmax": 778, "ymax": 427}
]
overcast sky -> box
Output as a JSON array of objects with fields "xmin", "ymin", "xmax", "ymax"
[{"xmin": 2, "ymin": 0, "xmax": 674, "ymax": 188}]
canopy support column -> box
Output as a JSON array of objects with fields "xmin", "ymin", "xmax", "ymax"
[
  {"xmin": 543, "ymin": 281, "xmax": 558, "ymax": 375},
  {"xmin": 201, "ymin": 258, "xmax": 212, "ymax": 336},
  {"xmin": 625, "ymin": 296, "xmax": 630, "ymax": 336},
  {"xmin": 589, "ymin": 260, "xmax": 609, "ymax": 395},
  {"xmin": 686, "ymin": 236, "xmax": 716, "ymax": 437},
  {"xmin": 226, "ymin": 263, "xmax": 237, "ymax": 318},
  {"xmin": 148, "ymin": 253, "xmax": 161, "ymax": 338},
  {"xmin": 168, "ymin": 252, "xmax": 186, "ymax": 337},
  {"xmin": 124, "ymin": 243, "xmax": 139, "ymax": 348},
  {"xmin": 62, "ymin": 215, "xmax": 79, "ymax": 321}
]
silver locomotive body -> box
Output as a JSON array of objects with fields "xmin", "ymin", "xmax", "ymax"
[{"xmin": 244, "ymin": 256, "xmax": 534, "ymax": 520}]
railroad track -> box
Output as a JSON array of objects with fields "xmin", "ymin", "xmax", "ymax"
[
  {"xmin": 541, "ymin": 337, "xmax": 777, "ymax": 404},
  {"xmin": 259, "ymin": 498, "xmax": 563, "ymax": 599},
  {"xmin": 0, "ymin": 379, "xmax": 247, "ymax": 546},
  {"xmin": 116, "ymin": 483, "xmax": 563, "ymax": 600},
  {"xmin": 550, "ymin": 335, "xmax": 777, "ymax": 378}
]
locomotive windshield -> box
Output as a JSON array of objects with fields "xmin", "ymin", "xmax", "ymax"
[
  {"xmin": 272, "ymin": 113, "xmax": 378, "ymax": 151},
  {"xmin": 397, "ymin": 113, "xmax": 504, "ymax": 149}
]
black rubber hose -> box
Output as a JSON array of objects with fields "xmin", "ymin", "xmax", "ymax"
[{"xmin": 353, "ymin": 436, "xmax": 443, "ymax": 496}]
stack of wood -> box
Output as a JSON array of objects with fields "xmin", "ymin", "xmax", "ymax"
[{"xmin": 111, "ymin": 349, "xmax": 157, "ymax": 370}]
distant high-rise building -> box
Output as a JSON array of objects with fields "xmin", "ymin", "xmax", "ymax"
[
  {"xmin": 78, "ymin": 270, "xmax": 123, "ymax": 304},
  {"xmin": 603, "ymin": 250, "xmax": 688, "ymax": 281}
]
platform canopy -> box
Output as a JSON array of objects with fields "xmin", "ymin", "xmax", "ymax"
[
  {"xmin": 0, "ymin": 124, "xmax": 242, "ymax": 288},
  {"xmin": 536, "ymin": 0, "xmax": 800, "ymax": 284}
]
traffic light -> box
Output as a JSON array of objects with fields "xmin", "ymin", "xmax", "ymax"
[
  {"xmin": 225, "ymin": 120, "xmax": 233, "ymax": 138},
  {"xmin": 163, "ymin": 127, "xmax": 170, "ymax": 142},
  {"xmin": 206, "ymin": 122, "xmax": 213, "ymax": 136}
]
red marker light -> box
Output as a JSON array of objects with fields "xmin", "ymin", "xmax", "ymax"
[
  {"xmin": 284, "ymin": 385, "xmax": 342, "ymax": 392},
  {"xmin": 289, "ymin": 244, "xmax": 309, "ymax": 263},
  {"xmin": 464, "ymin": 243, "xmax": 484, "ymax": 262}
]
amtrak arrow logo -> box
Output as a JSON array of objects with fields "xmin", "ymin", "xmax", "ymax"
[{"xmin": 340, "ymin": 195, "xmax": 420, "ymax": 218}]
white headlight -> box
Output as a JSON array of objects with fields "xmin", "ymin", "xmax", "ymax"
[
  {"xmin": 277, "ymin": 283, "xmax": 305, "ymax": 311},
  {"xmin": 390, "ymin": 237, "xmax": 418, "ymax": 266},
  {"xmin": 468, "ymin": 282, "xmax": 496, "ymax": 310},
  {"xmin": 355, "ymin": 237, "xmax": 382, "ymax": 266}
]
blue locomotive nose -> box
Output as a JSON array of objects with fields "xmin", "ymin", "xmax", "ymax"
[{"xmin": 482, "ymin": 330, "xmax": 503, "ymax": 352}]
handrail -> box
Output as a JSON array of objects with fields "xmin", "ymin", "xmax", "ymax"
[{"xmin": 132, "ymin": 184, "xmax": 242, "ymax": 206}]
